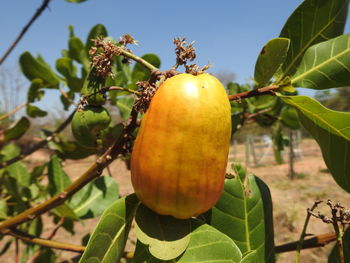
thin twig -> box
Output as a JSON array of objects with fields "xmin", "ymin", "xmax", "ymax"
[
  {"xmin": 276, "ymin": 232, "xmax": 336, "ymax": 253},
  {"xmin": 6, "ymin": 228, "xmax": 85, "ymax": 253},
  {"xmin": 0, "ymin": 0, "xmax": 51, "ymax": 65},
  {"xmin": 0, "ymin": 110, "xmax": 75, "ymax": 169},
  {"xmin": 0, "ymin": 101, "xmax": 28, "ymax": 122},
  {"xmin": 0, "ymin": 108, "xmax": 138, "ymax": 231},
  {"xmin": 15, "ymin": 237, "xmax": 19, "ymax": 263},
  {"xmin": 228, "ymin": 85, "xmax": 278, "ymax": 102},
  {"xmin": 294, "ymin": 201, "xmax": 322, "ymax": 263}
]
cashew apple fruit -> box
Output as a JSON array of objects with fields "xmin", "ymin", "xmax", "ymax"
[{"xmin": 131, "ymin": 73, "xmax": 231, "ymax": 219}]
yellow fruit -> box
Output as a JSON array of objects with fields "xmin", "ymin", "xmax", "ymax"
[{"xmin": 131, "ymin": 73, "xmax": 231, "ymax": 219}]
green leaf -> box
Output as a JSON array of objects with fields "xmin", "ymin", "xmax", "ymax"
[
  {"xmin": 134, "ymin": 222, "xmax": 242, "ymax": 263},
  {"xmin": 272, "ymin": 122, "xmax": 286, "ymax": 164},
  {"xmin": 49, "ymin": 140, "xmax": 96, "ymax": 160},
  {"xmin": 132, "ymin": 54, "xmax": 161, "ymax": 82},
  {"xmin": 279, "ymin": 0, "xmax": 349, "ymax": 79},
  {"xmin": 280, "ymin": 106, "xmax": 300, "ymax": 129},
  {"xmin": 4, "ymin": 117, "xmax": 30, "ymax": 141},
  {"xmin": 52, "ymin": 203, "xmax": 79, "ymax": 220},
  {"xmin": 240, "ymin": 250, "xmax": 258, "ymax": 263},
  {"xmin": 0, "ymin": 199, "xmax": 8, "ymax": 219},
  {"xmin": 68, "ymin": 37, "xmax": 85, "ymax": 63},
  {"xmin": 28, "ymin": 78, "xmax": 45, "ymax": 103},
  {"xmin": 70, "ymin": 176, "xmax": 119, "ymax": 219},
  {"xmin": 280, "ymin": 95, "xmax": 350, "ymax": 192},
  {"xmin": 208, "ymin": 173, "xmax": 275, "ymax": 263},
  {"xmin": 19, "ymin": 52, "xmax": 59, "ymax": 88},
  {"xmin": 6, "ymin": 162, "xmax": 31, "ymax": 187},
  {"xmin": 26, "ymin": 104, "xmax": 47, "ymax": 118},
  {"xmin": 254, "ymin": 38, "xmax": 290, "ymax": 86},
  {"xmin": 292, "ymin": 33, "xmax": 350, "ymax": 89},
  {"xmin": 79, "ymin": 194, "xmax": 140, "ymax": 263},
  {"xmin": 116, "ymin": 96, "xmax": 134, "ymax": 120},
  {"xmin": 328, "ymin": 227, "xmax": 350, "ymax": 262},
  {"xmin": 135, "ymin": 204, "xmax": 191, "ymax": 260},
  {"xmin": 56, "ymin": 57, "xmax": 76, "ymax": 79},
  {"xmin": 0, "ymin": 143, "xmax": 20, "ymax": 162},
  {"xmin": 85, "ymin": 24, "xmax": 108, "ymax": 54},
  {"xmin": 47, "ymin": 155, "xmax": 72, "ymax": 196}
]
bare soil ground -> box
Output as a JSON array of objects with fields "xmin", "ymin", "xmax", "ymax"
[{"xmin": 1, "ymin": 139, "xmax": 348, "ymax": 262}]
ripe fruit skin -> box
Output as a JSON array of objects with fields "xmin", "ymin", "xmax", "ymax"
[
  {"xmin": 71, "ymin": 106, "xmax": 111, "ymax": 148},
  {"xmin": 131, "ymin": 73, "xmax": 231, "ymax": 219}
]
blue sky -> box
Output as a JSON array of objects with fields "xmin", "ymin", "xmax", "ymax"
[{"xmin": 1, "ymin": 0, "xmax": 350, "ymax": 111}]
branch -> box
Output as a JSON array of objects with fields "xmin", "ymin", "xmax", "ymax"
[
  {"xmin": 0, "ymin": 0, "xmax": 51, "ymax": 65},
  {"xmin": 0, "ymin": 101, "xmax": 28, "ymax": 122},
  {"xmin": 275, "ymin": 232, "xmax": 336, "ymax": 253},
  {"xmin": 0, "ymin": 108, "xmax": 138, "ymax": 231},
  {"xmin": 5, "ymin": 228, "xmax": 85, "ymax": 253},
  {"xmin": 228, "ymin": 85, "xmax": 278, "ymax": 102},
  {"xmin": 118, "ymin": 48, "xmax": 158, "ymax": 73},
  {"xmin": 0, "ymin": 110, "xmax": 75, "ymax": 169}
]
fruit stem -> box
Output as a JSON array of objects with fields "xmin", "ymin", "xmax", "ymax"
[{"xmin": 228, "ymin": 84, "xmax": 279, "ymax": 102}]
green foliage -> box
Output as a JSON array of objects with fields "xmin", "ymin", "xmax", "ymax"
[
  {"xmin": 328, "ymin": 227, "xmax": 350, "ymax": 262},
  {"xmin": 281, "ymin": 95, "xmax": 350, "ymax": 192},
  {"xmin": 79, "ymin": 194, "xmax": 139, "ymax": 263},
  {"xmin": 279, "ymin": 0, "xmax": 348, "ymax": 79},
  {"xmin": 135, "ymin": 204, "xmax": 191, "ymax": 260},
  {"xmin": 207, "ymin": 165, "xmax": 275, "ymax": 263},
  {"xmin": 3, "ymin": 116, "xmax": 30, "ymax": 141},
  {"xmin": 254, "ymin": 37, "xmax": 290, "ymax": 86},
  {"xmin": 292, "ymin": 33, "xmax": 350, "ymax": 89}
]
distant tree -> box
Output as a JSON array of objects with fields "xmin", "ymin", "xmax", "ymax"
[
  {"xmin": 316, "ymin": 87, "xmax": 350, "ymax": 112},
  {"xmin": 214, "ymin": 70, "xmax": 235, "ymax": 87}
]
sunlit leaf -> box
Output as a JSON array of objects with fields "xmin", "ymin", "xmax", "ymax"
[
  {"xmin": 70, "ymin": 176, "xmax": 119, "ymax": 219},
  {"xmin": 135, "ymin": 204, "xmax": 191, "ymax": 260},
  {"xmin": 79, "ymin": 194, "xmax": 139, "ymax": 263},
  {"xmin": 4, "ymin": 117, "xmax": 30, "ymax": 141},
  {"xmin": 19, "ymin": 52, "xmax": 60, "ymax": 88},
  {"xmin": 292, "ymin": 33, "xmax": 350, "ymax": 89},
  {"xmin": 208, "ymin": 171, "xmax": 275, "ymax": 263},
  {"xmin": 48, "ymin": 155, "xmax": 72, "ymax": 196},
  {"xmin": 281, "ymin": 95, "xmax": 350, "ymax": 192},
  {"xmin": 254, "ymin": 38, "xmax": 290, "ymax": 86},
  {"xmin": 279, "ymin": 0, "xmax": 349, "ymax": 79}
]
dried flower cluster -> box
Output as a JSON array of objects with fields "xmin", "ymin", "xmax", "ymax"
[
  {"xmin": 89, "ymin": 38, "xmax": 121, "ymax": 78},
  {"xmin": 134, "ymin": 81, "xmax": 157, "ymax": 113},
  {"xmin": 308, "ymin": 200, "xmax": 350, "ymax": 227},
  {"xmin": 185, "ymin": 63, "xmax": 212, "ymax": 75},
  {"xmin": 118, "ymin": 34, "xmax": 138, "ymax": 46},
  {"xmin": 174, "ymin": 37, "xmax": 196, "ymax": 66}
]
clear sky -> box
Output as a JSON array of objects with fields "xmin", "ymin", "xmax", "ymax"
[{"xmin": 1, "ymin": 0, "xmax": 350, "ymax": 110}]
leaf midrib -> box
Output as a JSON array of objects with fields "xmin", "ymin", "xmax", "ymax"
[
  {"xmin": 282, "ymin": 97, "xmax": 350, "ymax": 142},
  {"xmin": 291, "ymin": 38, "xmax": 350, "ymax": 83},
  {"xmin": 281, "ymin": 1, "xmax": 345, "ymax": 80}
]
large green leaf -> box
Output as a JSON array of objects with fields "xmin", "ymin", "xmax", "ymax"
[
  {"xmin": 79, "ymin": 194, "xmax": 140, "ymax": 263},
  {"xmin": 207, "ymin": 166, "xmax": 275, "ymax": 263},
  {"xmin": 26, "ymin": 104, "xmax": 47, "ymax": 118},
  {"xmin": 4, "ymin": 117, "xmax": 30, "ymax": 141},
  {"xmin": 6, "ymin": 162, "xmax": 31, "ymax": 187},
  {"xmin": 116, "ymin": 96, "xmax": 134, "ymax": 120},
  {"xmin": 85, "ymin": 24, "xmax": 108, "ymax": 54},
  {"xmin": 292, "ymin": 33, "xmax": 350, "ymax": 89},
  {"xmin": 281, "ymin": 95, "xmax": 350, "ymax": 192},
  {"xmin": 254, "ymin": 38, "xmax": 290, "ymax": 86},
  {"xmin": 279, "ymin": 0, "xmax": 349, "ymax": 79},
  {"xmin": 328, "ymin": 227, "xmax": 350, "ymax": 262},
  {"xmin": 132, "ymin": 54, "xmax": 161, "ymax": 82},
  {"xmin": 70, "ymin": 176, "xmax": 119, "ymax": 219},
  {"xmin": 134, "ymin": 204, "xmax": 191, "ymax": 260},
  {"xmin": 19, "ymin": 52, "xmax": 60, "ymax": 88},
  {"xmin": 47, "ymin": 155, "xmax": 72, "ymax": 196},
  {"xmin": 133, "ymin": 222, "xmax": 242, "ymax": 263}
]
